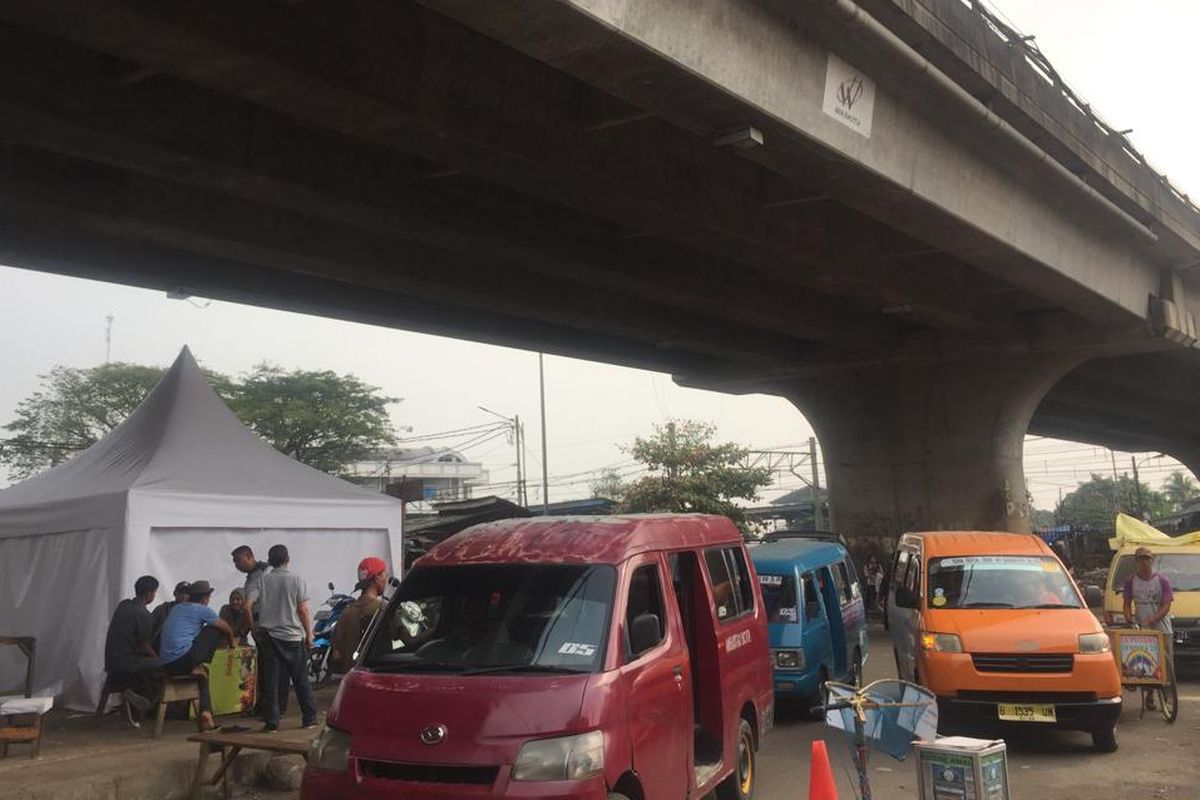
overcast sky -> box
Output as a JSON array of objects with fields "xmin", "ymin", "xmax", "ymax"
[{"xmin": 0, "ymin": 0, "xmax": 1196, "ymax": 510}]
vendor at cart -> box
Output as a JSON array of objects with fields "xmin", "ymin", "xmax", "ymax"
[{"xmin": 1124, "ymin": 546, "xmax": 1175, "ymax": 709}]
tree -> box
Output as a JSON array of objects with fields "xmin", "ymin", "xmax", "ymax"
[
  {"xmin": 2, "ymin": 361, "xmax": 398, "ymax": 480},
  {"xmin": 619, "ymin": 420, "xmax": 772, "ymax": 529},
  {"xmin": 1055, "ymin": 473, "xmax": 1171, "ymax": 529},
  {"xmin": 0, "ymin": 363, "xmax": 189, "ymax": 479},
  {"xmin": 589, "ymin": 467, "xmax": 626, "ymax": 501},
  {"xmin": 1163, "ymin": 470, "xmax": 1198, "ymax": 511},
  {"xmin": 225, "ymin": 364, "xmax": 399, "ymax": 475}
]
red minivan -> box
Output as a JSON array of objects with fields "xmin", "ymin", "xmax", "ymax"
[{"xmin": 302, "ymin": 514, "xmax": 773, "ymax": 800}]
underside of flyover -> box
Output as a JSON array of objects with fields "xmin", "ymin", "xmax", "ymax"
[{"xmin": 1, "ymin": 0, "xmax": 1198, "ymax": 538}]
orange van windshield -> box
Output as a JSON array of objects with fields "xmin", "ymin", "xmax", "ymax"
[{"xmin": 926, "ymin": 556, "xmax": 1080, "ymax": 610}]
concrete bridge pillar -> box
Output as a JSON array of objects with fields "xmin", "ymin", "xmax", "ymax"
[{"xmin": 785, "ymin": 354, "xmax": 1082, "ymax": 542}]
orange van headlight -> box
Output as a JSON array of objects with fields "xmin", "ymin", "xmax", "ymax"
[
  {"xmin": 920, "ymin": 632, "xmax": 963, "ymax": 653},
  {"xmin": 1079, "ymin": 633, "xmax": 1111, "ymax": 654}
]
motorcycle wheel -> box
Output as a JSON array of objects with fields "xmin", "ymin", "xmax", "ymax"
[{"xmin": 309, "ymin": 647, "xmax": 330, "ymax": 687}]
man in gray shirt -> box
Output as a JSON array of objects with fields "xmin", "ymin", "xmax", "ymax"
[{"xmin": 248, "ymin": 544, "xmax": 317, "ymax": 732}]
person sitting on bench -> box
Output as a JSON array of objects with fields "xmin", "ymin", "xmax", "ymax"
[
  {"xmin": 104, "ymin": 575, "xmax": 164, "ymax": 714},
  {"xmin": 158, "ymin": 580, "xmax": 235, "ymax": 731}
]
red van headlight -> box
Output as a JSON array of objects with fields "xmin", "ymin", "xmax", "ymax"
[
  {"xmin": 513, "ymin": 731, "xmax": 604, "ymax": 782},
  {"xmin": 920, "ymin": 632, "xmax": 963, "ymax": 653},
  {"xmin": 308, "ymin": 725, "xmax": 351, "ymax": 773}
]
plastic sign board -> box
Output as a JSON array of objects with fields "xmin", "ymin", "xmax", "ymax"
[
  {"xmin": 1110, "ymin": 628, "xmax": 1166, "ymax": 685},
  {"xmin": 823, "ymin": 53, "xmax": 876, "ymax": 138}
]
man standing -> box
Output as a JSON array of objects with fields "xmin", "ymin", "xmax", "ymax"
[
  {"xmin": 330, "ymin": 557, "xmax": 388, "ymax": 673},
  {"xmin": 104, "ymin": 575, "xmax": 162, "ymax": 714},
  {"xmin": 232, "ymin": 545, "xmax": 269, "ymax": 638},
  {"xmin": 251, "ymin": 544, "xmax": 317, "ymax": 732},
  {"xmin": 1123, "ymin": 546, "xmax": 1174, "ymax": 708},
  {"xmin": 158, "ymin": 580, "xmax": 235, "ymax": 730}
]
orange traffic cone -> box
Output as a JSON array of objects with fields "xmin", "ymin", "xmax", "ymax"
[{"xmin": 809, "ymin": 739, "xmax": 839, "ymax": 800}]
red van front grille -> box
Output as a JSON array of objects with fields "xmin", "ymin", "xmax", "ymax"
[
  {"xmin": 971, "ymin": 653, "xmax": 1074, "ymax": 673},
  {"xmin": 359, "ymin": 760, "xmax": 499, "ymax": 785}
]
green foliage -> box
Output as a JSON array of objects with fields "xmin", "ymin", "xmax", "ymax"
[
  {"xmin": 1030, "ymin": 507, "xmax": 1055, "ymax": 530},
  {"xmin": 1, "ymin": 363, "xmax": 193, "ymax": 479},
  {"xmin": 589, "ymin": 467, "xmax": 626, "ymax": 501},
  {"xmin": 2, "ymin": 361, "xmax": 398, "ymax": 479},
  {"xmin": 1162, "ymin": 470, "xmax": 1198, "ymax": 510},
  {"xmin": 1054, "ymin": 473, "xmax": 1171, "ymax": 530},
  {"xmin": 225, "ymin": 364, "xmax": 398, "ymax": 476},
  {"xmin": 619, "ymin": 421, "xmax": 772, "ymax": 529}
]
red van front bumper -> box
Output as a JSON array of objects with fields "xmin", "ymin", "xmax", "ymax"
[{"xmin": 300, "ymin": 765, "xmax": 609, "ymax": 800}]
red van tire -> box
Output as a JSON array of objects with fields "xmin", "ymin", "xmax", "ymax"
[
  {"xmin": 715, "ymin": 719, "xmax": 757, "ymax": 800},
  {"xmin": 1091, "ymin": 726, "xmax": 1118, "ymax": 753}
]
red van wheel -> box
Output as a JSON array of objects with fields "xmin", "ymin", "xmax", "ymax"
[{"xmin": 716, "ymin": 719, "xmax": 756, "ymax": 800}]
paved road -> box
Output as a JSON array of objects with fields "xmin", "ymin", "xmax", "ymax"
[{"xmin": 754, "ymin": 625, "xmax": 1199, "ymax": 799}]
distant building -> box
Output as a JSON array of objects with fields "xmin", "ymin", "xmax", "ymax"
[
  {"xmin": 345, "ymin": 447, "xmax": 488, "ymax": 503},
  {"xmin": 744, "ymin": 486, "xmax": 829, "ymax": 532}
]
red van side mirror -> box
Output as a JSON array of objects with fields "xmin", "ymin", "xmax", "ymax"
[{"xmin": 629, "ymin": 613, "xmax": 662, "ymax": 657}]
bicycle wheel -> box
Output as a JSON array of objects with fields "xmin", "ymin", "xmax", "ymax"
[{"xmin": 1158, "ymin": 661, "xmax": 1179, "ymax": 724}]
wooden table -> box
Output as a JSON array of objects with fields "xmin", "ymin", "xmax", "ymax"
[
  {"xmin": 187, "ymin": 730, "xmax": 314, "ymax": 799},
  {"xmin": 0, "ymin": 637, "xmax": 35, "ymax": 700}
]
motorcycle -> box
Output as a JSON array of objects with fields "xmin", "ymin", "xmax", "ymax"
[{"xmin": 308, "ymin": 582, "xmax": 354, "ymax": 687}]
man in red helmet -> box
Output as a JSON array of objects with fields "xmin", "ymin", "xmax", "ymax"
[{"xmin": 330, "ymin": 557, "xmax": 389, "ymax": 673}]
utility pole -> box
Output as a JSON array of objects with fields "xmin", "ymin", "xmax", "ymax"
[
  {"xmin": 539, "ymin": 353, "xmax": 549, "ymax": 513},
  {"xmin": 1109, "ymin": 448, "xmax": 1121, "ymax": 515},
  {"xmin": 1131, "ymin": 456, "xmax": 1144, "ymax": 520},
  {"xmin": 104, "ymin": 313, "xmax": 114, "ymax": 363},
  {"xmin": 479, "ymin": 406, "xmax": 527, "ymax": 507},
  {"xmin": 810, "ymin": 436, "xmax": 823, "ymax": 530}
]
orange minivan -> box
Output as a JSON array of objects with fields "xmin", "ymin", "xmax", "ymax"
[{"xmin": 886, "ymin": 532, "xmax": 1122, "ymax": 752}]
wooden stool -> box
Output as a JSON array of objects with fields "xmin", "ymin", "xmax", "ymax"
[
  {"xmin": 155, "ymin": 675, "xmax": 205, "ymax": 738},
  {"xmin": 0, "ymin": 696, "xmax": 53, "ymax": 759}
]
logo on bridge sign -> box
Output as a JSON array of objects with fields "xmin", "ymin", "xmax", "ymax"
[{"xmin": 823, "ymin": 53, "xmax": 876, "ymax": 138}]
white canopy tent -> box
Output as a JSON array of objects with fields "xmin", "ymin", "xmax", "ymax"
[{"xmin": 0, "ymin": 348, "xmax": 403, "ymax": 708}]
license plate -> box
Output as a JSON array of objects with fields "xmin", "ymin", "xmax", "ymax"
[{"xmin": 998, "ymin": 703, "xmax": 1056, "ymax": 723}]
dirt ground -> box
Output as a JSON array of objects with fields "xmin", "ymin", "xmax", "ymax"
[
  {"xmin": 6, "ymin": 628, "xmax": 1197, "ymax": 799},
  {"xmin": 755, "ymin": 626, "xmax": 1200, "ymax": 800}
]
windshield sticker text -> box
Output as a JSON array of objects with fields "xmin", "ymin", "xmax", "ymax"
[
  {"xmin": 557, "ymin": 642, "xmax": 597, "ymax": 657},
  {"xmin": 759, "ymin": 575, "xmax": 784, "ymax": 586}
]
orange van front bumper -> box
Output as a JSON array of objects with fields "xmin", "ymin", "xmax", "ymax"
[{"xmin": 918, "ymin": 652, "xmax": 1122, "ymax": 733}]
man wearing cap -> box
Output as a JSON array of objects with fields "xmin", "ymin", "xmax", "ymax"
[
  {"xmin": 1124, "ymin": 546, "xmax": 1175, "ymax": 708},
  {"xmin": 158, "ymin": 580, "xmax": 236, "ymax": 730},
  {"xmin": 151, "ymin": 580, "xmax": 192, "ymax": 648},
  {"xmin": 330, "ymin": 557, "xmax": 389, "ymax": 673}
]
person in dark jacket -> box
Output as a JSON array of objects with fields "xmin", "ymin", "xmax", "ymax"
[{"xmin": 104, "ymin": 575, "xmax": 163, "ymax": 713}]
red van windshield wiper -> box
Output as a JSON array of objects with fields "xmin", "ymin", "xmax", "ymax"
[
  {"xmin": 959, "ymin": 601, "xmax": 1014, "ymax": 608},
  {"xmin": 460, "ymin": 663, "xmax": 585, "ymax": 676}
]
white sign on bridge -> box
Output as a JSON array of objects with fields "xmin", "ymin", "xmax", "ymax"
[{"xmin": 822, "ymin": 53, "xmax": 876, "ymax": 138}]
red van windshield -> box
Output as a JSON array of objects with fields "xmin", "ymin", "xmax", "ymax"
[{"xmin": 362, "ymin": 563, "xmax": 616, "ymax": 674}]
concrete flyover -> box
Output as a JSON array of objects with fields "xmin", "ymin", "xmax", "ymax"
[{"xmin": 0, "ymin": 0, "xmax": 1197, "ymax": 538}]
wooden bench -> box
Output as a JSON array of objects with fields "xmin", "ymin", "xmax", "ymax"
[
  {"xmin": 187, "ymin": 730, "xmax": 314, "ymax": 799},
  {"xmin": 0, "ymin": 637, "xmax": 35, "ymax": 700},
  {"xmin": 0, "ymin": 696, "xmax": 53, "ymax": 759},
  {"xmin": 156, "ymin": 675, "xmax": 205, "ymax": 738},
  {"xmin": 96, "ymin": 673, "xmax": 205, "ymax": 736}
]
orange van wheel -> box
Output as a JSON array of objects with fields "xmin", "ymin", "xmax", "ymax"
[{"xmin": 716, "ymin": 719, "xmax": 756, "ymax": 800}]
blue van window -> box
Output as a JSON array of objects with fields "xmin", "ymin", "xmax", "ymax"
[{"xmin": 759, "ymin": 573, "xmax": 798, "ymax": 623}]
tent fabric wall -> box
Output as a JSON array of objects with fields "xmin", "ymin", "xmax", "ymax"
[
  {"xmin": 0, "ymin": 348, "xmax": 405, "ymax": 709},
  {"xmin": 0, "ymin": 528, "xmax": 124, "ymax": 707}
]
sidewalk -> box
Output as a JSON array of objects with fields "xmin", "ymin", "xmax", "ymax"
[{"xmin": 0, "ymin": 687, "xmax": 332, "ymax": 800}]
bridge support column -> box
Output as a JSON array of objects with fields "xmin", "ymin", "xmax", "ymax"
[{"xmin": 785, "ymin": 354, "xmax": 1081, "ymax": 541}]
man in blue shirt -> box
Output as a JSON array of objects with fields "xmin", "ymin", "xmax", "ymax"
[{"xmin": 158, "ymin": 580, "xmax": 235, "ymax": 730}]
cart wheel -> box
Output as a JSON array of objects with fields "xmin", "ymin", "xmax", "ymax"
[{"xmin": 1159, "ymin": 663, "xmax": 1179, "ymax": 724}]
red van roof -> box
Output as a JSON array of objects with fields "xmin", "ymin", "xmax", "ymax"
[{"xmin": 420, "ymin": 514, "xmax": 744, "ymax": 566}]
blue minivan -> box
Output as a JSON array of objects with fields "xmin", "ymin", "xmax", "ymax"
[{"xmin": 750, "ymin": 533, "xmax": 868, "ymax": 701}]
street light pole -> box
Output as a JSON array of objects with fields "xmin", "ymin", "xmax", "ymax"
[{"xmin": 539, "ymin": 354, "xmax": 549, "ymax": 514}]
